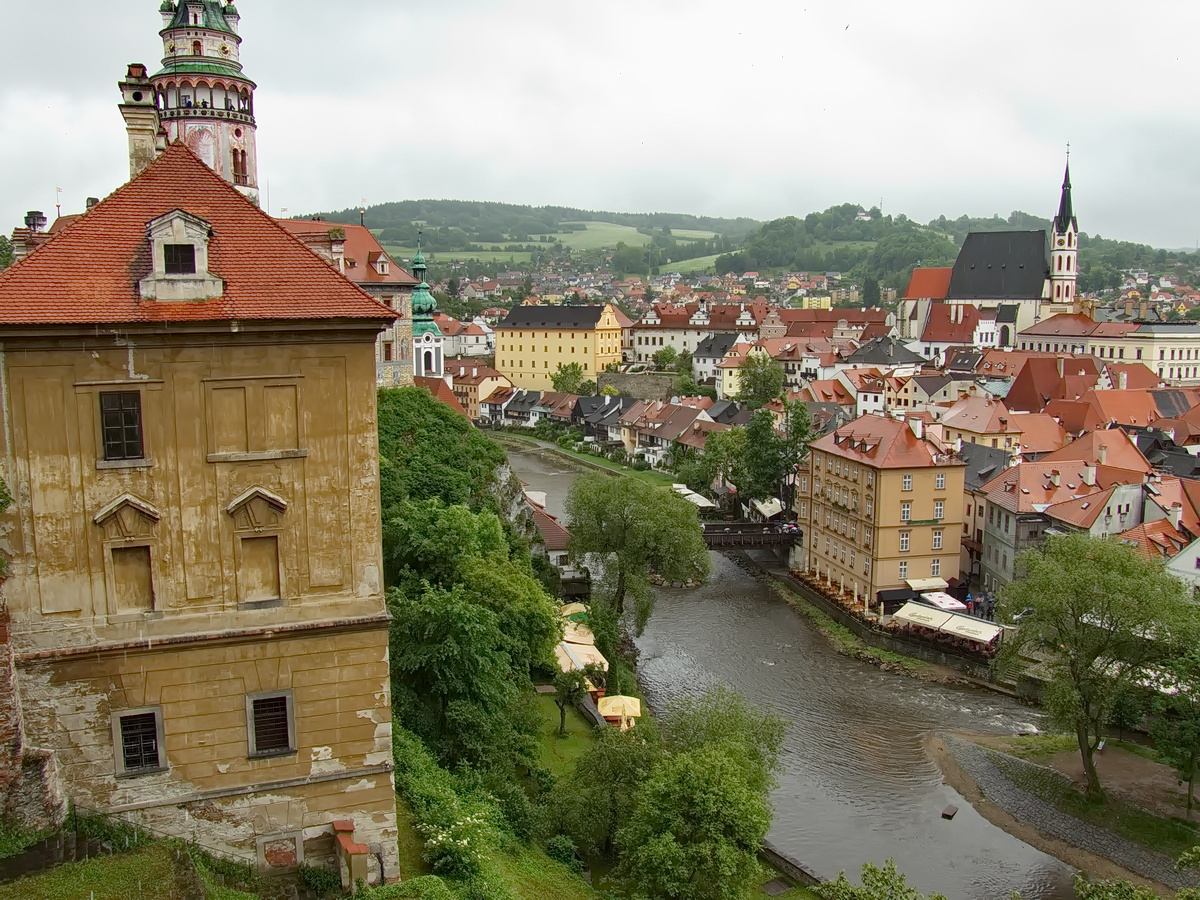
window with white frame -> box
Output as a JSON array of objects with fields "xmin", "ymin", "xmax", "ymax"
[
  {"xmin": 901, "ymin": 502, "xmax": 911, "ymax": 522},
  {"xmin": 931, "ymin": 559, "xmax": 941, "ymax": 576},
  {"xmin": 898, "ymin": 561, "xmax": 908, "ymax": 579},
  {"xmin": 932, "ymin": 529, "xmax": 943, "ymax": 550},
  {"xmin": 899, "ymin": 532, "xmax": 910, "ymax": 552},
  {"xmin": 936, "ymin": 473, "xmax": 945, "ymax": 490},
  {"xmin": 934, "ymin": 500, "xmax": 944, "ymax": 519},
  {"xmin": 903, "ymin": 474, "xmax": 913, "ymax": 491},
  {"xmin": 866, "ymin": 497, "xmax": 874, "ymax": 516}
]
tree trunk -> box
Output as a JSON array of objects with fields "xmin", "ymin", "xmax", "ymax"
[
  {"xmin": 615, "ymin": 565, "xmax": 627, "ymax": 616},
  {"xmin": 557, "ymin": 700, "xmax": 567, "ymax": 737},
  {"xmin": 1076, "ymin": 723, "xmax": 1103, "ymax": 798}
]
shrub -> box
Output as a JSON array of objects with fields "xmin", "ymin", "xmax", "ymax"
[
  {"xmin": 362, "ymin": 874, "xmax": 458, "ymax": 899},
  {"xmin": 545, "ymin": 834, "xmax": 580, "ymax": 872},
  {"xmin": 299, "ymin": 863, "xmax": 342, "ymax": 895}
]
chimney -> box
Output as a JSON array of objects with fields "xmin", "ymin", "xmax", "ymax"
[
  {"xmin": 909, "ymin": 417, "xmax": 924, "ymax": 439},
  {"xmin": 1083, "ymin": 465, "xmax": 1097, "ymax": 486},
  {"xmin": 1170, "ymin": 503, "xmax": 1184, "ymax": 530},
  {"xmin": 472, "ymin": 367, "xmax": 478, "ymax": 377},
  {"xmin": 1050, "ymin": 470, "xmax": 1060, "ymax": 486},
  {"xmin": 85, "ymin": 197, "xmax": 99, "ymax": 211},
  {"xmin": 1140, "ymin": 300, "xmax": 1149, "ymax": 320},
  {"xmin": 23, "ymin": 211, "xmax": 46, "ymax": 233},
  {"xmin": 1125, "ymin": 297, "xmax": 1134, "ymax": 317},
  {"xmin": 118, "ymin": 63, "xmax": 161, "ymax": 178},
  {"xmin": 1098, "ymin": 444, "xmax": 1108, "ymax": 465},
  {"xmin": 1118, "ymin": 371, "xmax": 1127, "ymax": 390},
  {"xmin": 1056, "ymin": 357, "xmax": 1064, "ymax": 378}
]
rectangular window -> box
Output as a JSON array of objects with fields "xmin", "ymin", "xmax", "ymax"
[
  {"xmin": 932, "ymin": 529, "xmax": 943, "ymax": 550},
  {"xmin": 164, "ymin": 243, "xmax": 196, "ymax": 275},
  {"xmin": 100, "ymin": 392, "xmax": 144, "ymax": 460},
  {"xmin": 931, "ymin": 558, "xmax": 941, "ymax": 576},
  {"xmin": 934, "ymin": 500, "xmax": 944, "ymax": 519},
  {"xmin": 901, "ymin": 502, "xmax": 911, "ymax": 522},
  {"xmin": 799, "ymin": 502, "xmax": 807, "ymax": 520},
  {"xmin": 866, "ymin": 498, "xmax": 874, "ymax": 516},
  {"xmin": 898, "ymin": 561, "xmax": 908, "ymax": 579},
  {"xmin": 801, "ymin": 476, "xmax": 808, "ymax": 493},
  {"xmin": 936, "ymin": 473, "xmax": 945, "ymax": 490},
  {"xmin": 112, "ymin": 708, "xmax": 166, "ymax": 776},
  {"xmin": 247, "ymin": 691, "xmax": 295, "ymax": 757},
  {"xmin": 866, "ymin": 471, "xmax": 874, "ymax": 487},
  {"xmin": 899, "ymin": 532, "xmax": 910, "ymax": 552},
  {"xmin": 903, "ymin": 474, "xmax": 913, "ymax": 491}
]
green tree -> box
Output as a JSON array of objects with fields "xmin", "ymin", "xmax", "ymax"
[
  {"xmin": 552, "ymin": 728, "xmax": 663, "ymax": 857},
  {"xmin": 735, "ymin": 352, "xmax": 785, "ymax": 409},
  {"xmin": 862, "ymin": 276, "xmax": 881, "ymax": 307},
  {"xmin": 701, "ymin": 426, "xmax": 748, "ymax": 498},
  {"xmin": 0, "ymin": 236, "xmax": 12, "ymax": 270},
  {"xmin": 652, "ymin": 346, "xmax": 679, "ymax": 369},
  {"xmin": 553, "ymin": 669, "xmax": 590, "ymax": 737},
  {"xmin": 1151, "ymin": 652, "xmax": 1200, "ymax": 818},
  {"xmin": 820, "ymin": 860, "xmax": 948, "ymax": 900},
  {"xmin": 614, "ymin": 742, "xmax": 772, "ymax": 900},
  {"xmin": 740, "ymin": 402, "xmax": 812, "ymax": 503},
  {"xmin": 552, "ymin": 362, "xmax": 586, "ymax": 394},
  {"xmin": 673, "ymin": 350, "xmax": 694, "ymax": 377},
  {"xmin": 565, "ymin": 474, "xmax": 711, "ymax": 633},
  {"xmin": 995, "ymin": 534, "xmax": 1200, "ymax": 797},
  {"xmin": 579, "ymin": 379, "xmax": 597, "ymax": 396}
]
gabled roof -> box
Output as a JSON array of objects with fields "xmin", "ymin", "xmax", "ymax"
[
  {"xmin": 902, "ymin": 267, "xmax": 953, "ymax": 301},
  {"xmin": 810, "ymin": 414, "xmax": 958, "ymax": 469},
  {"xmin": 1118, "ymin": 519, "xmax": 1188, "ymax": 561},
  {"xmin": 0, "ymin": 143, "xmax": 396, "ymax": 325},
  {"xmin": 942, "ymin": 396, "xmax": 1018, "ymax": 435},
  {"xmin": 948, "ymin": 231, "xmax": 1049, "ymax": 301},
  {"xmin": 1004, "ymin": 356, "xmax": 1103, "ymax": 413},
  {"xmin": 921, "ymin": 304, "xmax": 980, "ymax": 344},
  {"xmin": 958, "ymin": 443, "xmax": 1009, "ymax": 493},
  {"xmin": 527, "ymin": 498, "xmax": 571, "ymax": 552},
  {"xmin": 1044, "ymin": 486, "xmax": 1118, "ymax": 529},
  {"xmin": 1105, "ymin": 363, "xmax": 1161, "ymax": 391},
  {"xmin": 1009, "ymin": 413, "xmax": 1069, "ymax": 455},
  {"xmin": 982, "ymin": 462, "xmax": 1143, "ymax": 514},
  {"xmin": 276, "ymin": 219, "xmax": 419, "ymax": 287},
  {"xmin": 1038, "ymin": 429, "xmax": 1153, "ymax": 474},
  {"xmin": 844, "ymin": 336, "xmax": 925, "ymax": 366},
  {"xmin": 1018, "ymin": 314, "xmax": 1106, "ymax": 338},
  {"xmin": 414, "ymin": 376, "xmax": 467, "ymax": 417}
]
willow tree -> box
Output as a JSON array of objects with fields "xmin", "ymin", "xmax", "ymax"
[
  {"xmin": 995, "ymin": 533, "xmax": 1199, "ymax": 797},
  {"xmin": 565, "ymin": 474, "xmax": 711, "ymax": 633}
]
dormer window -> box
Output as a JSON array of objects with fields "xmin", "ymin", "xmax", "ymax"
[
  {"xmin": 164, "ymin": 244, "xmax": 196, "ymax": 275},
  {"xmin": 139, "ymin": 209, "xmax": 224, "ymax": 302}
]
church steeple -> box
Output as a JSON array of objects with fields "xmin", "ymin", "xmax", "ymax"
[
  {"xmin": 410, "ymin": 237, "xmax": 444, "ymax": 378},
  {"xmin": 1054, "ymin": 160, "xmax": 1077, "ymax": 235},
  {"xmin": 1050, "ymin": 151, "xmax": 1079, "ymax": 312}
]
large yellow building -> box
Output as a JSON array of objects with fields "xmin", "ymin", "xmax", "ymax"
[
  {"xmin": 0, "ymin": 144, "xmax": 400, "ymax": 885},
  {"xmin": 495, "ymin": 303, "xmax": 625, "ymax": 390},
  {"xmin": 799, "ymin": 415, "xmax": 966, "ymax": 605}
]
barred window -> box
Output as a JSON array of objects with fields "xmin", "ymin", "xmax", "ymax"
[
  {"xmin": 247, "ymin": 692, "xmax": 295, "ymax": 757},
  {"xmin": 100, "ymin": 392, "xmax": 144, "ymax": 460},
  {"xmin": 112, "ymin": 707, "xmax": 166, "ymax": 776}
]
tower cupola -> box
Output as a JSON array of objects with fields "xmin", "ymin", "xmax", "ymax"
[
  {"xmin": 120, "ymin": 0, "xmax": 260, "ymax": 203},
  {"xmin": 1050, "ymin": 155, "xmax": 1079, "ymax": 310},
  {"xmin": 409, "ymin": 240, "xmax": 445, "ymax": 378}
]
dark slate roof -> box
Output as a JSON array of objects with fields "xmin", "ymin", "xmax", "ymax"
[
  {"xmin": 1151, "ymin": 389, "xmax": 1200, "ymax": 420},
  {"xmin": 804, "ymin": 402, "xmax": 852, "ymax": 436},
  {"xmin": 912, "ymin": 375, "xmax": 952, "ymax": 396},
  {"xmin": 694, "ymin": 332, "xmax": 741, "ymax": 359},
  {"xmin": 1054, "ymin": 164, "xmax": 1078, "ymax": 235},
  {"xmin": 945, "ymin": 347, "xmax": 983, "ymax": 373},
  {"xmin": 707, "ymin": 399, "xmax": 749, "ymax": 424},
  {"xmin": 507, "ymin": 390, "xmax": 541, "ymax": 413},
  {"xmin": 948, "ymin": 232, "xmax": 1049, "ymax": 300},
  {"xmin": 844, "ymin": 336, "xmax": 925, "ymax": 366},
  {"xmin": 499, "ymin": 304, "xmax": 607, "ymax": 329},
  {"xmin": 168, "ymin": 0, "xmax": 236, "ymax": 34},
  {"xmin": 996, "ymin": 304, "xmax": 1020, "ymax": 324},
  {"xmin": 959, "ymin": 443, "xmax": 1009, "ymax": 493}
]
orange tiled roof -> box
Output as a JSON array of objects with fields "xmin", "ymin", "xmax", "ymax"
[
  {"xmin": 810, "ymin": 413, "xmax": 958, "ymax": 469},
  {"xmin": 0, "ymin": 143, "xmax": 396, "ymax": 325},
  {"xmin": 276, "ymin": 219, "xmax": 418, "ymax": 286},
  {"xmin": 1038, "ymin": 429, "xmax": 1153, "ymax": 473},
  {"xmin": 414, "ymin": 376, "xmax": 468, "ymax": 416},
  {"xmin": 902, "ymin": 267, "xmax": 953, "ymax": 301},
  {"xmin": 1118, "ymin": 519, "xmax": 1188, "ymax": 560}
]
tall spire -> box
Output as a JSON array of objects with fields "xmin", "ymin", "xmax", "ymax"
[
  {"xmin": 1054, "ymin": 150, "xmax": 1077, "ymax": 235},
  {"xmin": 411, "ymin": 234, "xmax": 440, "ymax": 335}
]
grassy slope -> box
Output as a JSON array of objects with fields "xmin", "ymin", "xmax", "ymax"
[
  {"xmin": 0, "ymin": 844, "xmax": 188, "ymax": 900},
  {"xmin": 535, "ymin": 694, "xmax": 597, "ymax": 779}
]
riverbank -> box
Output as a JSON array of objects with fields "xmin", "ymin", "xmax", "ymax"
[
  {"xmin": 491, "ymin": 433, "xmax": 677, "ymax": 487},
  {"xmin": 928, "ymin": 732, "xmax": 1200, "ymax": 896}
]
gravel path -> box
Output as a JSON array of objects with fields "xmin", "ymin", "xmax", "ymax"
[{"xmin": 942, "ymin": 734, "xmax": 1200, "ymax": 890}]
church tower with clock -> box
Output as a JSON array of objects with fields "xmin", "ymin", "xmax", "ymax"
[{"xmin": 119, "ymin": 1, "xmax": 259, "ymax": 205}]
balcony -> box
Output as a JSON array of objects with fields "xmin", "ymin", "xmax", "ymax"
[{"xmin": 160, "ymin": 106, "xmax": 254, "ymax": 125}]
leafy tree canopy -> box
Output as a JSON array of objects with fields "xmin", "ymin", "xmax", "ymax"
[
  {"xmin": 996, "ymin": 533, "xmax": 1200, "ymax": 796},
  {"xmin": 735, "ymin": 352, "xmax": 785, "ymax": 410},
  {"xmin": 552, "ymin": 362, "xmax": 587, "ymax": 394},
  {"xmin": 0, "ymin": 235, "xmax": 12, "ymax": 270}
]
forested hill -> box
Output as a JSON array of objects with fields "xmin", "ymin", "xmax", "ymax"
[
  {"xmin": 313, "ymin": 199, "xmax": 760, "ymax": 246},
  {"xmin": 715, "ymin": 204, "xmax": 1196, "ymax": 292}
]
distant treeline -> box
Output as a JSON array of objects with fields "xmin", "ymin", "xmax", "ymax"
[{"xmin": 310, "ymin": 199, "xmax": 760, "ymax": 251}]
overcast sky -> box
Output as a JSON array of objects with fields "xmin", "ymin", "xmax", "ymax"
[{"xmin": 5, "ymin": 1, "xmax": 1199, "ymax": 248}]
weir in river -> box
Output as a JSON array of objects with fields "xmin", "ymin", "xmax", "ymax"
[{"xmin": 507, "ymin": 445, "xmax": 1076, "ymax": 900}]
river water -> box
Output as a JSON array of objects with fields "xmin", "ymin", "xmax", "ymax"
[{"xmin": 507, "ymin": 446, "xmax": 1075, "ymax": 900}]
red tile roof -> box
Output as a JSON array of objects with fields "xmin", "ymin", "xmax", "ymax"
[
  {"xmin": 414, "ymin": 376, "xmax": 468, "ymax": 416},
  {"xmin": 920, "ymin": 303, "xmax": 979, "ymax": 344},
  {"xmin": 275, "ymin": 219, "xmax": 418, "ymax": 287},
  {"xmin": 810, "ymin": 413, "xmax": 959, "ymax": 469},
  {"xmin": 0, "ymin": 143, "xmax": 396, "ymax": 325},
  {"xmin": 1037, "ymin": 429, "xmax": 1153, "ymax": 473},
  {"xmin": 1118, "ymin": 519, "xmax": 1188, "ymax": 560},
  {"xmin": 902, "ymin": 267, "xmax": 953, "ymax": 301}
]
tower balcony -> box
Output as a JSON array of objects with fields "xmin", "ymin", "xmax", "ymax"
[{"xmin": 159, "ymin": 106, "xmax": 254, "ymax": 126}]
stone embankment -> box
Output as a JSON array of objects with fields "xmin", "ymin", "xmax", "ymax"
[{"xmin": 940, "ymin": 734, "xmax": 1200, "ymax": 891}]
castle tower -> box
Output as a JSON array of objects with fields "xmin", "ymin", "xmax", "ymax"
[
  {"xmin": 1050, "ymin": 157, "xmax": 1078, "ymax": 310},
  {"xmin": 410, "ymin": 244, "xmax": 445, "ymax": 378},
  {"xmin": 121, "ymin": 1, "xmax": 260, "ymax": 204}
]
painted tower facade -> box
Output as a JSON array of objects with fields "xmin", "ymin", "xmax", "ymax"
[
  {"xmin": 1050, "ymin": 161, "xmax": 1078, "ymax": 309},
  {"xmin": 120, "ymin": 1, "xmax": 259, "ymax": 204}
]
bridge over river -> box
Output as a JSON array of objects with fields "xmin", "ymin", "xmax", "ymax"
[
  {"xmin": 506, "ymin": 445, "xmax": 1075, "ymax": 900},
  {"xmin": 702, "ymin": 522, "xmax": 800, "ymax": 549}
]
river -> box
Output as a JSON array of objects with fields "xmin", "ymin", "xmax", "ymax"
[{"xmin": 507, "ymin": 445, "xmax": 1076, "ymax": 900}]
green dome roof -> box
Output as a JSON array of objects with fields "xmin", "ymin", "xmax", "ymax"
[
  {"xmin": 412, "ymin": 283, "xmax": 436, "ymax": 316},
  {"xmin": 160, "ymin": 1, "xmax": 175, "ymax": 11}
]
